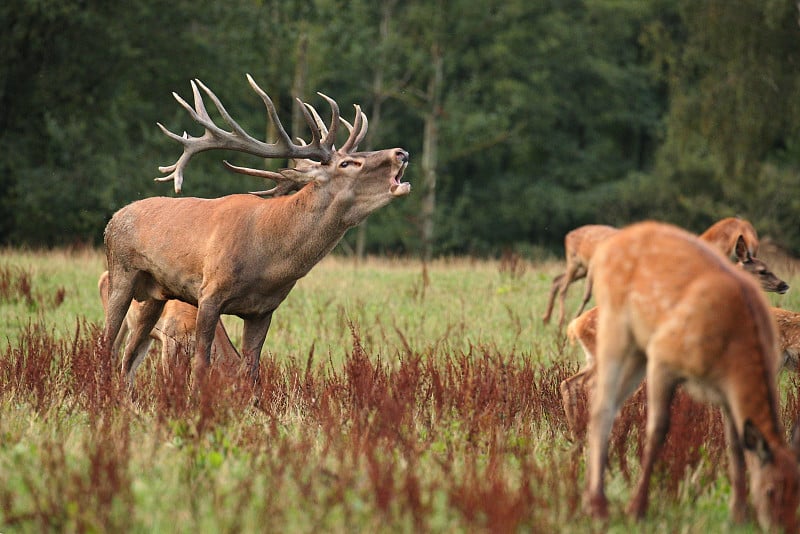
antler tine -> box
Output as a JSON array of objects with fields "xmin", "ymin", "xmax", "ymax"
[
  {"xmin": 315, "ymin": 92, "xmax": 340, "ymax": 150},
  {"xmin": 156, "ymin": 74, "xmax": 337, "ymax": 193},
  {"xmin": 245, "ymin": 74, "xmax": 295, "ymax": 151},
  {"xmin": 295, "ymin": 97, "xmax": 323, "ymax": 148},
  {"xmin": 303, "ymin": 102, "xmax": 330, "ymax": 139},
  {"xmin": 222, "ymin": 160, "xmax": 310, "ymax": 197},
  {"xmin": 340, "ymin": 105, "xmax": 369, "ymax": 153}
]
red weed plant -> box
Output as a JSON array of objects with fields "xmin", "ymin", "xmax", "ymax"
[
  {"xmin": 603, "ymin": 382, "xmax": 726, "ymax": 495},
  {"xmin": 0, "ymin": 264, "xmax": 66, "ymax": 311}
]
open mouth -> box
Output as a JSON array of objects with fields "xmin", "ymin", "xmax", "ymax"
[{"xmin": 390, "ymin": 162, "xmax": 411, "ymax": 196}]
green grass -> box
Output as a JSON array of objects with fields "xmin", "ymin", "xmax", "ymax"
[{"xmin": 1, "ymin": 247, "xmax": 799, "ymax": 533}]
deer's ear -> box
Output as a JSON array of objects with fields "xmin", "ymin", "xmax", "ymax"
[
  {"xmin": 743, "ymin": 419, "xmax": 773, "ymax": 465},
  {"xmin": 734, "ymin": 235, "xmax": 752, "ymax": 262},
  {"xmin": 734, "ymin": 238, "xmax": 753, "ymax": 263}
]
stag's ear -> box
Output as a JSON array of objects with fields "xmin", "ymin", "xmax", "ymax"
[
  {"xmin": 743, "ymin": 419, "xmax": 774, "ymax": 465},
  {"xmin": 734, "ymin": 235, "xmax": 752, "ymax": 262}
]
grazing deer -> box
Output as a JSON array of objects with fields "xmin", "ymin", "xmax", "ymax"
[
  {"xmin": 542, "ymin": 224, "xmax": 619, "ymax": 329},
  {"xmin": 561, "ymin": 234, "xmax": 790, "ymax": 440},
  {"xmin": 101, "ymin": 75, "xmax": 411, "ymax": 387},
  {"xmin": 582, "ymin": 221, "xmax": 799, "ymax": 531},
  {"xmin": 699, "ymin": 216, "xmax": 760, "ymax": 261},
  {"xmin": 98, "ymin": 271, "xmax": 239, "ymax": 368}
]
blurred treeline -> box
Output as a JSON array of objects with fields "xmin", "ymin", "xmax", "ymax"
[{"xmin": 1, "ymin": 0, "xmax": 799, "ymax": 257}]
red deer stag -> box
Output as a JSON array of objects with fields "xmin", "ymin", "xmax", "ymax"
[
  {"xmin": 541, "ymin": 224, "xmax": 618, "ymax": 329},
  {"xmin": 101, "ymin": 75, "xmax": 410, "ymax": 387},
  {"xmin": 98, "ymin": 271, "xmax": 240, "ymax": 368},
  {"xmin": 583, "ymin": 221, "xmax": 799, "ymax": 531},
  {"xmin": 561, "ymin": 233, "xmax": 789, "ymax": 440}
]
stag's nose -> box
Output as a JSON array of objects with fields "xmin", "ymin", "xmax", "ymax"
[
  {"xmin": 778, "ymin": 282, "xmax": 790, "ymax": 294},
  {"xmin": 396, "ymin": 149, "xmax": 409, "ymax": 163}
]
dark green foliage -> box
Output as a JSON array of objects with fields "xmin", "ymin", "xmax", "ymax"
[{"xmin": 1, "ymin": 0, "xmax": 799, "ymax": 254}]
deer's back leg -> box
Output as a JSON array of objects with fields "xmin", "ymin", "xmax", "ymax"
[
  {"xmin": 574, "ymin": 272, "xmax": 594, "ymax": 321},
  {"xmin": 543, "ymin": 273, "xmax": 565, "ymax": 324},
  {"xmin": 627, "ymin": 359, "xmax": 679, "ymax": 519},
  {"xmin": 102, "ymin": 269, "xmax": 137, "ymax": 357},
  {"xmin": 560, "ymin": 364, "xmax": 595, "ymax": 442},
  {"xmin": 557, "ymin": 261, "xmax": 587, "ymax": 329},
  {"xmin": 121, "ymin": 299, "xmax": 165, "ymax": 384},
  {"xmin": 584, "ymin": 312, "xmax": 644, "ymax": 518}
]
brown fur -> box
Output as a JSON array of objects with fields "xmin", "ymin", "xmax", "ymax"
[
  {"xmin": 582, "ymin": 221, "xmax": 799, "ymax": 532},
  {"xmin": 699, "ymin": 216, "xmax": 759, "ymax": 260},
  {"xmin": 542, "ymin": 224, "xmax": 619, "ymax": 329},
  {"xmin": 98, "ymin": 271, "xmax": 240, "ymax": 369},
  {"xmin": 561, "ymin": 232, "xmax": 790, "ymax": 442},
  {"xmin": 101, "ymin": 85, "xmax": 410, "ymax": 388}
]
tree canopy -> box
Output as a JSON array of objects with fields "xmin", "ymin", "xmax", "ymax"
[{"xmin": 1, "ymin": 0, "xmax": 799, "ymax": 256}]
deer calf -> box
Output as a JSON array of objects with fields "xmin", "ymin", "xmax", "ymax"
[
  {"xmin": 583, "ymin": 221, "xmax": 799, "ymax": 532},
  {"xmin": 542, "ymin": 224, "xmax": 619, "ymax": 329},
  {"xmin": 98, "ymin": 271, "xmax": 240, "ymax": 371}
]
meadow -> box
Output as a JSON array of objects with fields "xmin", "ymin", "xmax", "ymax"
[{"xmin": 1, "ymin": 247, "xmax": 799, "ymax": 533}]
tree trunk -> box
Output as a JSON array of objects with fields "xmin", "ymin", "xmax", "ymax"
[
  {"xmin": 420, "ymin": 43, "xmax": 443, "ymax": 262},
  {"xmin": 355, "ymin": 1, "xmax": 396, "ymax": 262}
]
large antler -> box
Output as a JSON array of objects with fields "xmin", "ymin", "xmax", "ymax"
[
  {"xmin": 156, "ymin": 74, "xmax": 340, "ymax": 193},
  {"xmin": 222, "ymin": 99, "xmax": 371, "ymax": 197}
]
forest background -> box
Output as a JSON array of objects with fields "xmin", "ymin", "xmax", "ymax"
[{"xmin": 2, "ymin": 0, "xmax": 799, "ymax": 259}]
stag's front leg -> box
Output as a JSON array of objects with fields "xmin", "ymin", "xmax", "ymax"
[{"xmin": 241, "ymin": 313, "xmax": 273, "ymax": 383}]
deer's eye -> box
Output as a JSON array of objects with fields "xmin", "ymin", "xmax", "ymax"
[{"xmin": 339, "ymin": 161, "xmax": 350, "ymax": 168}]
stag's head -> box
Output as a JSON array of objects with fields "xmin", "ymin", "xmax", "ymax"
[{"xmin": 156, "ymin": 75, "xmax": 410, "ymax": 226}]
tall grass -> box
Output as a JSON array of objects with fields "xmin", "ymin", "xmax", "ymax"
[{"xmin": 1, "ymin": 247, "xmax": 798, "ymax": 532}]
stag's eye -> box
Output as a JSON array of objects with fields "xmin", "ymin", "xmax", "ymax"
[{"xmin": 339, "ymin": 160, "xmax": 361, "ymax": 169}]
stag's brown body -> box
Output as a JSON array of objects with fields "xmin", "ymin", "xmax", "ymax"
[
  {"xmin": 101, "ymin": 75, "xmax": 410, "ymax": 385},
  {"xmin": 583, "ymin": 221, "xmax": 799, "ymax": 532}
]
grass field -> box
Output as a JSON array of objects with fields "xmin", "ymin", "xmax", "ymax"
[{"xmin": 1, "ymin": 246, "xmax": 799, "ymax": 532}]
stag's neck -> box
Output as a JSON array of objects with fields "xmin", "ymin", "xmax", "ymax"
[{"xmin": 257, "ymin": 184, "xmax": 355, "ymax": 275}]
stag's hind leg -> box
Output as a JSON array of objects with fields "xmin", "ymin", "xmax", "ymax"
[{"xmin": 101, "ymin": 270, "xmax": 137, "ymax": 357}]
